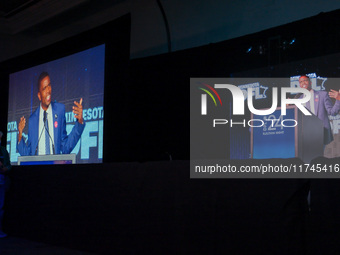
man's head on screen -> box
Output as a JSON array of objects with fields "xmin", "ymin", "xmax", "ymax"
[
  {"xmin": 37, "ymin": 72, "xmax": 52, "ymax": 111},
  {"xmin": 299, "ymin": 75, "xmax": 312, "ymax": 91}
]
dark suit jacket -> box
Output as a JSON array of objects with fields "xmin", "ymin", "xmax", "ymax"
[{"xmin": 306, "ymin": 90, "xmax": 340, "ymax": 144}]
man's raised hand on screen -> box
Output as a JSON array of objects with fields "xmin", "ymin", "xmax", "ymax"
[
  {"xmin": 18, "ymin": 116, "xmax": 26, "ymax": 142},
  {"xmin": 73, "ymin": 98, "xmax": 84, "ymax": 124},
  {"xmin": 329, "ymin": 89, "xmax": 340, "ymax": 100}
]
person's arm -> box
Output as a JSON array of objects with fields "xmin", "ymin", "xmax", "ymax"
[
  {"xmin": 17, "ymin": 116, "xmax": 32, "ymax": 156},
  {"xmin": 324, "ymin": 92, "xmax": 340, "ymax": 116},
  {"xmin": 59, "ymin": 100, "xmax": 85, "ymax": 154}
]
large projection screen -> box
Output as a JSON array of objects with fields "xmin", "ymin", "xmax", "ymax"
[{"xmin": 7, "ymin": 44, "xmax": 105, "ymax": 165}]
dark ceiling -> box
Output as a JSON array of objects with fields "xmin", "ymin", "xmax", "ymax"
[
  {"xmin": 0, "ymin": 0, "xmax": 125, "ymax": 36},
  {"xmin": 0, "ymin": 0, "xmax": 41, "ymax": 18}
]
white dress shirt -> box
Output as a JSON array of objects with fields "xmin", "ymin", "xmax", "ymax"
[{"xmin": 38, "ymin": 104, "xmax": 54, "ymax": 155}]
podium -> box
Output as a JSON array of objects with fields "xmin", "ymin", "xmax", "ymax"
[
  {"xmin": 18, "ymin": 154, "xmax": 76, "ymax": 165},
  {"xmin": 251, "ymin": 106, "xmax": 324, "ymax": 163}
]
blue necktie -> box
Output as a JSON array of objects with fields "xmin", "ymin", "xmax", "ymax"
[{"xmin": 44, "ymin": 111, "xmax": 50, "ymax": 155}]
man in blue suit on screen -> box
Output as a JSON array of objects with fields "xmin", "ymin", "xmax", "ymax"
[{"xmin": 17, "ymin": 72, "xmax": 85, "ymax": 156}]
